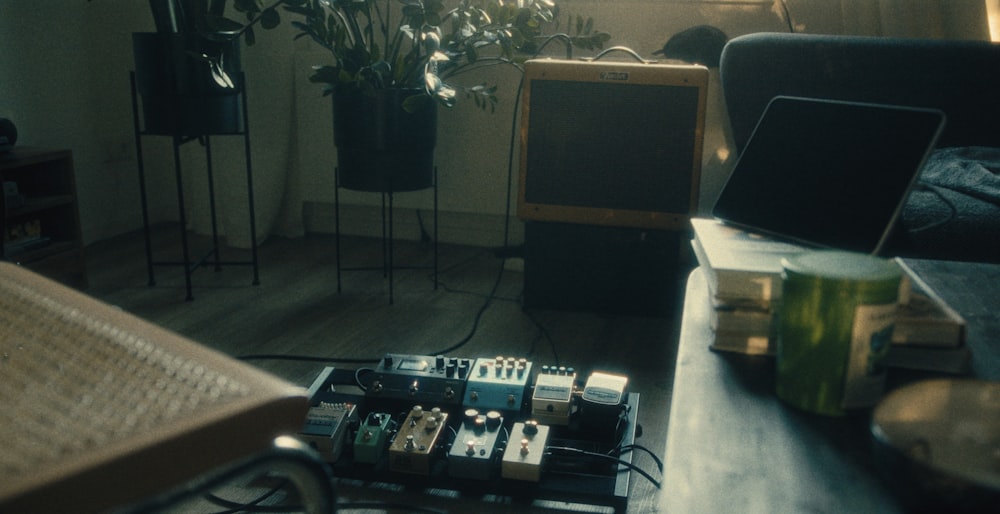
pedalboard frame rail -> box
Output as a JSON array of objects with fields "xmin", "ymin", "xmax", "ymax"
[{"xmin": 301, "ymin": 359, "xmax": 642, "ymax": 513}]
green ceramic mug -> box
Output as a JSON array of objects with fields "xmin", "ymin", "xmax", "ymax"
[{"xmin": 776, "ymin": 250, "xmax": 902, "ymax": 416}]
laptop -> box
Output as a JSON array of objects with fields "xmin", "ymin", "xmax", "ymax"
[{"xmin": 711, "ymin": 96, "xmax": 946, "ymax": 255}]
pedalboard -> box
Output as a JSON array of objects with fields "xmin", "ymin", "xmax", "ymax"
[
  {"xmin": 368, "ymin": 354, "xmax": 469, "ymax": 407},
  {"xmin": 448, "ymin": 408, "xmax": 504, "ymax": 480},
  {"xmin": 501, "ymin": 420, "xmax": 550, "ymax": 482},
  {"xmin": 299, "ymin": 362, "xmax": 641, "ymax": 512},
  {"xmin": 531, "ymin": 365, "xmax": 577, "ymax": 425},
  {"xmin": 463, "ymin": 356, "xmax": 533, "ymax": 414},
  {"xmin": 353, "ymin": 411, "xmax": 393, "ymax": 464},
  {"xmin": 389, "ymin": 405, "xmax": 449, "ymax": 475}
]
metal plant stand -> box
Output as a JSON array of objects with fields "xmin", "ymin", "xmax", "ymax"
[
  {"xmin": 334, "ymin": 167, "xmax": 438, "ymax": 305},
  {"xmin": 130, "ymin": 71, "xmax": 260, "ymax": 301}
]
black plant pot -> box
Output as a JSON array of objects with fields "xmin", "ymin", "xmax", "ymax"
[
  {"xmin": 333, "ymin": 87, "xmax": 437, "ymax": 193},
  {"xmin": 133, "ymin": 32, "xmax": 243, "ymax": 136}
]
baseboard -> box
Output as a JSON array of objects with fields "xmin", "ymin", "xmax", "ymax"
[{"xmin": 303, "ymin": 201, "xmax": 524, "ymax": 249}]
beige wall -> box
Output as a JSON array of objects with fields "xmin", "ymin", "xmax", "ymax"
[{"xmin": 0, "ymin": 1, "xmax": 990, "ymax": 249}]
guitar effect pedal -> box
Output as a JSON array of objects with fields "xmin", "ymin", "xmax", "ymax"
[
  {"xmin": 448, "ymin": 409, "xmax": 504, "ymax": 480},
  {"xmin": 580, "ymin": 371, "xmax": 629, "ymax": 436},
  {"xmin": 367, "ymin": 354, "xmax": 468, "ymax": 407},
  {"xmin": 353, "ymin": 411, "xmax": 392, "ymax": 464},
  {"xmin": 298, "ymin": 402, "xmax": 357, "ymax": 462},
  {"xmin": 501, "ymin": 420, "xmax": 549, "ymax": 482},
  {"xmin": 463, "ymin": 356, "xmax": 532, "ymax": 414},
  {"xmin": 531, "ymin": 365, "xmax": 577, "ymax": 425},
  {"xmin": 389, "ymin": 405, "xmax": 449, "ymax": 475}
]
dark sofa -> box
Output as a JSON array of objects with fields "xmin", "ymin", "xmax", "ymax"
[{"xmin": 719, "ymin": 32, "xmax": 1000, "ymax": 263}]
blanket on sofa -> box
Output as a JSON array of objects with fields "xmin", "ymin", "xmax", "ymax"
[{"xmin": 902, "ymin": 146, "xmax": 1000, "ymax": 262}]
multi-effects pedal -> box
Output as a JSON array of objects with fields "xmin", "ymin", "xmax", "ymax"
[{"xmin": 367, "ymin": 353, "xmax": 469, "ymax": 407}]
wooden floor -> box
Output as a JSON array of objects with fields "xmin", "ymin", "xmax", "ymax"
[{"xmin": 82, "ymin": 225, "xmax": 685, "ymax": 513}]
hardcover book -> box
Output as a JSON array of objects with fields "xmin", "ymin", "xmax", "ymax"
[
  {"xmin": 690, "ymin": 217, "xmax": 805, "ymax": 306},
  {"xmin": 691, "ymin": 218, "xmax": 969, "ymax": 372}
]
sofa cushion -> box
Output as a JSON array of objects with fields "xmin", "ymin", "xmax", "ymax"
[{"xmin": 902, "ymin": 147, "xmax": 1000, "ymax": 262}]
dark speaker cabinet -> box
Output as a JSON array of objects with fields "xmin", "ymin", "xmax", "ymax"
[
  {"xmin": 0, "ymin": 147, "xmax": 87, "ymax": 288},
  {"xmin": 523, "ymin": 221, "xmax": 691, "ymax": 316}
]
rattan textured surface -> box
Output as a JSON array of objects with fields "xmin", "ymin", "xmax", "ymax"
[{"xmin": 0, "ymin": 263, "xmax": 308, "ymax": 512}]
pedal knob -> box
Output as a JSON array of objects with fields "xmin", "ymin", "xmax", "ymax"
[
  {"xmin": 522, "ymin": 420, "xmax": 539, "ymax": 435},
  {"xmin": 485, "ymin": 410, "xmax": 502, "ymax": 430},
  {"xmin": 464, "ymin": 408, "xmax": 480, "ymax": 427}
]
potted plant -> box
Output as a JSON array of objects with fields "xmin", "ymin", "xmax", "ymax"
[
  {"xmin": 120, "ymin": 0, "xmax": 292, "ymax": 135},
  {"xmin": 280, "ymin": 0, "xmax": 611, "ymax": 192}
]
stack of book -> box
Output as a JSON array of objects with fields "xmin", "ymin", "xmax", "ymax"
[{"xmin": 691, "ymin": 218, "xmax": 971, "ymax": 373}]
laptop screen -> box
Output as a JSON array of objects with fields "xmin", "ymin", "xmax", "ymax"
[{"xmin": 712, "ymin": 96, "xmax": 945, "ymax": 254}]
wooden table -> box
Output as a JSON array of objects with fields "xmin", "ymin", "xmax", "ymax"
[{"xmin": 660, "ymin": 259, "xmax": 1000, "ymax": 513}]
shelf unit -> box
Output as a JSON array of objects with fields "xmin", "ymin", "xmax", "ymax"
[{"xmin": 0, "ymin": 147, "xmax": 86, "ymax": 288}]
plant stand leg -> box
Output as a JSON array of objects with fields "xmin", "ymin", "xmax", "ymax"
[
  {"xmin": 240, "ymin": 73, "xmax": 260, "ymax": 286},
  {"xmin": 335, "ymin": 169, "xmax": 342, "ymax": 294},
  {"xmin": 172, "ymin": 136, "xmax": 194, "ymax": 301},
  {"xmin": 204, "ymin": 136, "xmax": 222, "ymax": 272},
  {"xmin": 131, "ymin": 72, "xmax": 156, "ymax": 287},
  {"xmin": 381, "ymin": 193, "xmax": 388, "ymax": 279},
  {"xmin": 434, "ymin": 166, "xmax": 438, "ymax": 290},
  {"xmin": 388, "ymin": 191, "xmax": 395, "ymax": 305}
]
